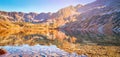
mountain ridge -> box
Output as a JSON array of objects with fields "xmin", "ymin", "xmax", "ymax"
[
  {"xmin": 62, "ymin": 0, "xmax": 120, "ymax": 35},
  {"xmin": 0, "ymin": 0, "xmax": 120, "ymax": 34}
]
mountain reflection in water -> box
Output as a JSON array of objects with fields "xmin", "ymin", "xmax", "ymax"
[
  {"xmin": 63, "ymin": 29, "xmax": 120, "ymax": 46},
  {"xmin": 0, "ymin": 29, "xmax": 84, "ymax": 57},
  {"xmin": 0, "ymin": 29, "xmax": 72, "ymax": 46},
  {"xmin": 0, "ymin": 29, "xmax": 120, "ymax": 57}
]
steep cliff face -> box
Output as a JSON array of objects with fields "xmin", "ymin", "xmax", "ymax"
[{"xmin": 63, "ymin": 0, "xmax": 120, "ymax": 35}]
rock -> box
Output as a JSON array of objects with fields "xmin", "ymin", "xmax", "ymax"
[{"xmin": 0, "ymin": 48, "xmax": 7, "ymax": 55}]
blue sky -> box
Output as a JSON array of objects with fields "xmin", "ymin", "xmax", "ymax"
[{"xmin": 0, "ymin": 0, "xmax": 95, "ymax": 13}]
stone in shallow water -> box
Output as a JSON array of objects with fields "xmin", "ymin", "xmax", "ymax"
[
  {"xmin": 0, "ymin": 48, "xmax": 7, "ymax": 55},
  {"xmin": 0, "ymin": 45, "xmax": 87, "ymax": 57}
]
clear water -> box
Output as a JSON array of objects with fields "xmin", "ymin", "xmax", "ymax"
[{"xmin": 0, "ymin": 29, "xmax": 119, "ymax": 57}]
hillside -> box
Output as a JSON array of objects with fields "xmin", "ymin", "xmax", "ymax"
[
  {"xmin": 0, "ymin": 0, "xmax": 120, "ymax": 34},
  {"xmin": 62, "ymin": 0, "xmax": 120, "ymax": 35}
]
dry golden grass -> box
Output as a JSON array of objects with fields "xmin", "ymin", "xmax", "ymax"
[{"xmin": 59, "ymin": 42, "xmax": 120, "ymax": 57}]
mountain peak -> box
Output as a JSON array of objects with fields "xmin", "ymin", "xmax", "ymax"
[{"xmin": 75, "ymin": 4, "xmax": 83, "ymax": 9}]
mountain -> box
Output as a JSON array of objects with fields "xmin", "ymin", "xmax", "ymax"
[
  {"xmin": 62, "ymin": 0, "xmax": 120, "ymax": 35},
  {"xmin": 0, "ymin": 0, "xmax": 120, "ymax": 35},
  {"xmin": 0, "ymin": 11, "xmax": 52, "ymax": 23},
  {"xmin": 49, "ymin": 5, "xmax": 81, "ymax": 26},
  {"xmin": 0, "ymin": 4, "xmax": 83, "ymax": 26}
]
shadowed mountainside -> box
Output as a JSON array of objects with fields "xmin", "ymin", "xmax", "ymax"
[{"xmin": 62, "ymin": 0, "xmax": 120, "ymax": 35}]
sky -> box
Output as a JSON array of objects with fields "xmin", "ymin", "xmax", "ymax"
[{"xmin": 0, "ymin": 0, "xmax": 95, "ymax": 13}]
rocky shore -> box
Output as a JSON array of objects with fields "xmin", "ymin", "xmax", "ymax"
[{"xmin": 0, "ymin": 45, "xmax": 87, "ymax": 57}]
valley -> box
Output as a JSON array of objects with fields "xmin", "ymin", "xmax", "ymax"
[{"xmin": 0, "ymin": 0, "xmax": 120, "ymax": 57}]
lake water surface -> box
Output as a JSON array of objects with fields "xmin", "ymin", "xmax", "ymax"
[{"xmin": 0, "ymin": 29, "xmax": 120, "ymax": 57}]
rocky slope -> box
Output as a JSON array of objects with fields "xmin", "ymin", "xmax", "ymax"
[
  {"xmin": 63, "ymin": 0, "xmax": 120, "ymax": 35},
  {"xmin": 0, "ymin": 0, "xmax": 119, "ymax": 34},
  {"xmin": 0, "ymin": 4, "xmax": 82, "ymax": 26},
  {"xmin": 0, "ymin": 11, "xmax": 52, "ymax": 23}
]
